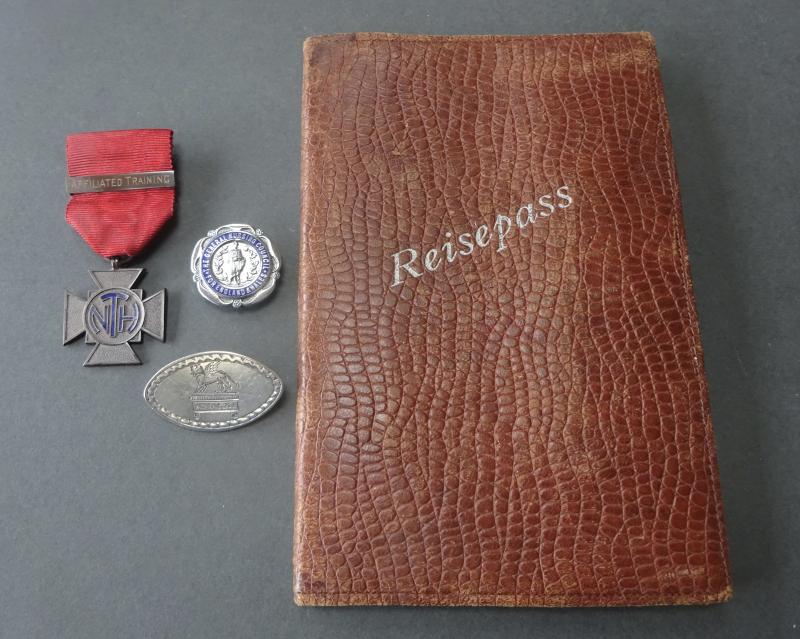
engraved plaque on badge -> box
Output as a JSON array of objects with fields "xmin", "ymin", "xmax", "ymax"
[{"xmin": 66, "ymin": 170, "xmax": 175, "ymax": 194}]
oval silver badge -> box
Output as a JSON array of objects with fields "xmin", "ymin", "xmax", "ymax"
[{"xmin": 143, "ymin": 351, "xmax": 282, "ymax": 431}]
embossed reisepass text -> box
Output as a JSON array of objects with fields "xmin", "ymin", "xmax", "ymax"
[{"xmin": 390, "ymin": 185, "xmax": 573, "ymax": 286}]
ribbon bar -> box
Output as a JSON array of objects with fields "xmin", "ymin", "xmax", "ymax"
[
  {"xmin": 65, "ymin": 128, "xmax": 174, "ymax": 259},
  {"xmin": 67, "ymin": 170, "xmax": 175, "ymax": 194}
]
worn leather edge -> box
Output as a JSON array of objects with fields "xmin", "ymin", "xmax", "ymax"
[
  {"xmin": 303, "ymin": 30, "xmax": 657, "ymax": 45},
  {"xmin": 293, "ymin": 31, "xmax": 733, "ymax": 607},
  {"xmin": 295, "ymin": 585, "xmax": 733, "ymax": 607},
  {"xmin": 293, "ymin": 30, "xmax": 315, "ymax": 603},
  {"xmin": 647, "ymin": 36, "xmax": 733, "ymax": 601}
]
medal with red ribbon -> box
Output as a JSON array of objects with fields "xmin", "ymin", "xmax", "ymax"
[{"xmin": 62, "ymin": 129, "xmax": 174, "ymax": 366}]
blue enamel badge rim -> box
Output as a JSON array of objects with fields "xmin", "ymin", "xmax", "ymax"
[{"xmin": 190, "ymin": 223, "xmax": 281, "ymax": 308}]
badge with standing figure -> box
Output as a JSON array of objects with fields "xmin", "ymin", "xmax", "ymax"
[{"xmin": 190, "ymin": 223, "xmax": 281, "ymax": 308}]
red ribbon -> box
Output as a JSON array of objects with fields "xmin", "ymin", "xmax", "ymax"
[{"xmin": 66, "ymin": 129, "xmax": 174, "ymax": 259}]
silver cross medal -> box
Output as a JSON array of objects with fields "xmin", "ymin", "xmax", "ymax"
[{"xmin": 63, "ymin": 268, "xmax": 165, "ymax": 366}]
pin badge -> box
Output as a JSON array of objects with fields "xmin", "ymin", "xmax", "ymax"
[
  {"xmin": 143, "ymin": 351, "xmax": 283, "ymax": 431},
  {"xmin": 190, "ymin": 223, "xmax": 281, "ymax": 308}
]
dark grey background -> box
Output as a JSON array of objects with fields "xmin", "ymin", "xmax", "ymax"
[{"xmin": 0, "ymin": 1, "xmax": 797, "ymax": 637}]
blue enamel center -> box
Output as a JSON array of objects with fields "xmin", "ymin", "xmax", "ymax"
[{"xmin": 200, "ymin": 231, "xmax": 271, "ymax": 299}]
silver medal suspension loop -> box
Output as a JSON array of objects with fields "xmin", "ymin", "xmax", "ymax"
[{"xmin": 109, "ymin": 255, "xmax": 132, "ymax": 271}]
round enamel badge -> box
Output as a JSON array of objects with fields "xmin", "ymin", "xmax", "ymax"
[{"xmin": 190, "ymin": 223, "xmax": 281, "ymax": 308}]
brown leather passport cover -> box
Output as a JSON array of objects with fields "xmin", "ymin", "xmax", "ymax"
[{"xmin": 295, "ymin": 32, "xmax": 731, "ymax": 606}]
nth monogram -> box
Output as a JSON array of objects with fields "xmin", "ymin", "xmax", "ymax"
[{"xmin": 86, "ymin": 290, "xmax": 141, "ymax": 339}]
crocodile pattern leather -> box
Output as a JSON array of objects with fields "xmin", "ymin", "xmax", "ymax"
[{"xmin": 295, "ymin": 32, "xmax": 731, "ymax": 606}]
